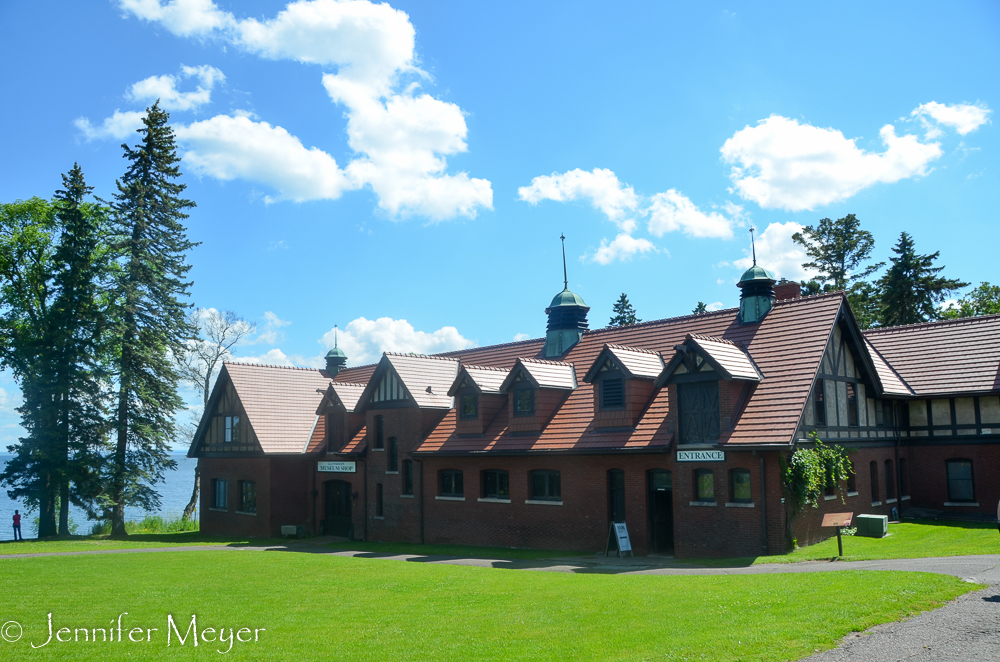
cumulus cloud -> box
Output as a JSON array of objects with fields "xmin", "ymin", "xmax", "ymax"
[
  {"xmin": 319, "ymin": 316, "xmax": 475, "ymax": 365},
  {"xmin": 513, "ymin": 333, "xmax": 531, "ymax": 342},
  {"xmin": 647, "ymin": 189, "xmax": 736, "ymax": 239},
  {"xmin": 721, "ymin": 115, "xmax": 942, "ymax": 211},
  {"xmin": 240, "ymin": 311, "xmax": 292, "ymax": 345},
  {"xmin": 231, "ymin": 347, "xmax": 323, "ymax": 369},
  {"xmin": 706, "ymin": 302, "xmax": 724, "ymax": 312},
  {"xmin": 911, "ymin": 101, "xmax": 991, "ymax": 137},
  {"xmin": 518, "ymin": 168, "xmax": 639, "ymax": 230},
  {"xmin": 730, "ymin": 221, "xmax": 815, "ymax": 282},
  {"xmin": 116, "ymin": 0, "xmax": 492, "ymax": 220},
  {"xmin": 127, "ymin": 64, "xmax": 225, "ymax": 111},
  {"xmin": 74, "ymin": 110, "xmax": 145, "ymax": 141},
  {"xmin": 587, "ymin": 233, "xmax": 657, "ymax": 265}
]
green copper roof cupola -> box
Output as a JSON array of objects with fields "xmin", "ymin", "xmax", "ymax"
[
  {"xmin": 325, "ymin": 325, "xmax": 348, "ymax": 376},
  {"xmin": 544, "ymin": 234, "xmax": 590, "ymax": 357},
  {"xmin": 737, "ymin": 227, "xmax": 776, "ymax": 325}
]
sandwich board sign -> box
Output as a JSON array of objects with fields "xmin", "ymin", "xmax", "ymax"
[{"xmin": 605, "ymin": 522, "xmax": 633, "ymax": 558}]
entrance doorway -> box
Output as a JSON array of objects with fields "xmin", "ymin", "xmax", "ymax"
[
  {"xmin": 608, "ymin": 469, "xmax": 625, "ymax": 524},
  {"xmin": 323, "ymin": 480, "xmax": 352, "ymax": 538},
  {"xmin": 647, "ymin": 469, "xmax": 673, "ymax": 554}
]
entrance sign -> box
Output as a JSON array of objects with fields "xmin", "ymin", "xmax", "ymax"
[
  {"xmin": 676, "ymin": 450, "xmax": 725, "ymax": 462},
  {"xmin": 821, "ymin": 512, "xmax": 853, "ymax": 557},
  {"xmin": 318, "ymin": 461, "xmax": 356, "ymax": 473},
  {"xmin": 605, "ymin": 522, "xmax": 633, "ymax": 558}
]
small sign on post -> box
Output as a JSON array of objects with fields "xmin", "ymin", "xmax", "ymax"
[
  {"xmin": 821, "ymin": 512, "xmax": 853, "ymax": 557},
  {"xmin": 605, "ymin": 522, "xmax": 633, "ymax": 558}
]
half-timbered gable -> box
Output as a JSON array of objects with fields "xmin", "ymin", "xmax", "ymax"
[{"xmin": 195, "ymin": 369, "xmax": 261, "ymax": 455}]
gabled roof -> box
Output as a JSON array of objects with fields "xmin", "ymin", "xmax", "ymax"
[
  {"xmin": 863, "ymin": 338, "xmax": 913, "ymax": 396},
  {"xmin": 221, "ymin": 362, "xmax": 332, "ymax": 454},
  {"xmin": 864, "ymin": 314, "xmax": 1000, "ymax": 396},
  {"xmin": 499, "ymin": 357, "xmax": 577, "ymax": 391},
  {"xmin": 657, "ymin": 334, "xmax": 762, "ymax": 385},
  {"xmin": 582, "ymin": 344, "xmax": 665, "ymax": 383},
  {"xmin": 326, "ymin": 382, "xmax": 368, "ymax": 412},
  {"xmin": 447, "ymin": 365, "xmax": 509, "ymax": 396},
  {"xmin": 357, "ymin": 353, "xmax": 460, "ymax": 409}
]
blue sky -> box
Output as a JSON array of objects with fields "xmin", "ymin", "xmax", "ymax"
[{"xmin": 0, "ymin": 1, "xmax": 997, "ymax": 445}]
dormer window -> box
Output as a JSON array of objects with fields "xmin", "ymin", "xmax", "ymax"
[
  {"xmin": 514, "ymin": 387, "xmax": 534, "ymax": 416},
  {"xmin": 600, "ymin": 378, "xmax": 624, "ymax": 410},
  {"xmin": 460, "ymin": 393, "xmax": 478, "ymax": 419}
]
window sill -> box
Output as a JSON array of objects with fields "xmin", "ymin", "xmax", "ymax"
[
  {"xmin": 373, "ymin": 516, "xmax": 384, "ymax": 520},
  {"xmin": 208, "ymin": 507, "xmax": 228, "ymax": 513},
  {"xmin": 689, "ymin": 501, "xmax": 717, "ymax": 507},
  {"xmin": 871, "ymin": 501, "xmax": 882, "ymax": 507},
  {"xmin": 886, "ymin": 498, "xmax": 897, "ymax": 504},
  {"xmin": 847, "ymin": 491, "xmax": 859, "ymax": 497},
  {"xmin": 372, "ymin": 448, "xmax": 384, "ymax": 452},
  {"xmin": 943, "ymin": 502, "xmax": 979, "ymax": 507},
  {"xmin": 823, "ymin": 495, "xmax": 837, "ymax": 501},
  {"xmin": 725, "ymin": 502, "xmax": 755, "ymax": 508},
  {"xmin": 524, "ymin": 499, "xmax": 562, "ymax": 506},
  {"xmin": 478, "ymin": 498, "xmax": 511, "ymax": 504},
  {"xmin": 235, "ymin": 510, "xmax": 257, "ymax": 516},
  {"xmin": 901, "ymin": 495, "xmax": 911, "ymax": 501},
  {"xmin": 435, "ymin": 496, "xmax": 465, "ymax": 501},
  {"xmin": 400, "ymin": 494, "xmax": 414, "ymax": 499},
  {"xmin": 385, "ymin": 471, "xmax": 399, "ymax": 475}
]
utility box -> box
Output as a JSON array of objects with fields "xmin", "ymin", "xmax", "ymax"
[{"xmin": 856, "ymin": 514, "xmax": 888, "ymax": 538}]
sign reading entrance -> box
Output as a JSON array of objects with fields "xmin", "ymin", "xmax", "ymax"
[
  {"xmin": 605, "ymin": 522, "xmax": 633, "ymax": 558},
  {"xmin": 676, "ymin": 450, "xmax": 725, "ymax": 462},
  {"xmin": 318, "ymin": 461, "xmax": 356, "ymax": 473}
]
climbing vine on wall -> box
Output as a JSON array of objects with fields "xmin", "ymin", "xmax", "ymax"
[{"xmin": 780, "ymin": 431, "xmax": 854, "ymax": 548}]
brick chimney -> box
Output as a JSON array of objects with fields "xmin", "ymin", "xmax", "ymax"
[{"xmin": 774, "ymin": 279, "xmax": 801, "ymax": 302}]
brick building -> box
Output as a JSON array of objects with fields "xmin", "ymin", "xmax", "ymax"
[{"xmin": 189, "ymin": 262, "xmax": 1000, "ymax": 558}]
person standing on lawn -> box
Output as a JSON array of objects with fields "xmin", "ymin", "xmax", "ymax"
[{"xmin": 12, "ymin": 510, "xmax": 22, "ymax": 541}]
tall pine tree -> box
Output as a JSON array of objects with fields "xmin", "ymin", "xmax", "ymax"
[
  {"xmin": 878, "ymin": 232, "xmax": 967, "ymax": 327},
  {"xmin": 608, "ymin": 293, "xmax": 640, "ymax": 326},
  {"xmin": 107, "ymin": 103, "xmax": 197, "ymax": 535},
  {"xmin": 791, "ymin": 214, "xmax": 883, "ymax": 291}
]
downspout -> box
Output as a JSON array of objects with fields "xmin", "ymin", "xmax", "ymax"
[
  {"xmin": 312, "ymin": 463, "xmax": 317, "ymax": 535},
  {"xmin": 416, "ymin": 458, "xmax": 425, "ymax": 544},
  {"xmin": 362, "ymin": 457, "xmax": 368, "ymax": 542},
  {"xmin": 760, "ymin": 454, "xmax": 768, "ymax": 555}
]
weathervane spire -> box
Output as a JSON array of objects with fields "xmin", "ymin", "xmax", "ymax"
[
  {"xmin": 334, "ymin": 324, "xmax": 338, "ymax": 348},
  {"xmin": 560, "ymin": 233, "xmax": 568, "ymax": 289},
  {"xmin": 750, "ymin": 226, "xmax": 757, "ymax": 266}
]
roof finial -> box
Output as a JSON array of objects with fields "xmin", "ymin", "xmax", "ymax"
[
  {"xmin": 334, "ymin": 324, "xmax": 338, "ymax": 348},
  {"xmin": 749, "ymin": 226, "xmax": 757, "ymax": 266},
  {"xmin": 560, "ymin": 233, "xmax": 568, "ymax": 290}
]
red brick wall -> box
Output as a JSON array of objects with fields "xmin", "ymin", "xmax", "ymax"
[
  {"xmin": 199, "ymin": 457, "xmax": 272, "ymax": 538},
  {"xmin": 592, "ymin": 379, "xmax": 656, "ymax": 428},
  {"xmin": 904, "ymin": 443, "xmax": 1000, "ymax": 515},
  {"xmin": 364, "ymin": 407, "xmax": 423, "ymax": 543},
  {"xmin": 508, "ymin": 389, "xmax": 567, "ymax": 433},
  {"xmin": 269, "ymin": 456, "xmax": 316, "ymax": 534},
  {"xmin": 454, "ymin": 393, "xmax": 506, "ymax": 435}
]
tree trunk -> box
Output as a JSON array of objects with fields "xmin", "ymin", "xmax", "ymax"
[
  {"xmin": 38, "ymin": 472, "xmax": 57, "ymax": 538},
  {"xmin": 110, "ymin": 379, "xmax": 129, "ymax": 537},
  {"xmin": 183, "ymin": 464, "xmax": 200, "ymax": 521},
  {"xmin": 59, "ymin": 481, "xmax": 69, "ymax": 536}
]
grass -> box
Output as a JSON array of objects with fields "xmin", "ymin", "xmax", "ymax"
[
  {"xmin": 0, "ymin": 531, "xmax": 286, "ymax": 555},
  {"xmin": 324, "ymin": 540, "xmax": 583, "ymax": 559},
  {"xmin": 0, "ymin": 550, "xmax": 976, "ymax": 661},
  {"xmin": 688, "ymin": 519, "xmax": 1000, "ymax": 567},
  {"xmin": 88, "ymin": 514, "xmax": 199, "ymax": 536}
]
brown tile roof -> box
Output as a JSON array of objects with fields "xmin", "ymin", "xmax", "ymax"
[
  {"xmin": 384, "ymin": 353, "xmax": 460, "ymax": 408},
  {"xmin": 500, "ymin": 357, "xmax": 578, "ymax": 391},
  {"xmin": 338, "ymin": 424, "xmax": 368, "ymax": 455},
  {"xmin": 687, "ymin": 334, "xmax": 762, "ymax": 381},
  {"xmin": 224, "ymin": 362, "xmax": 332, "ymax": 454},
  {"xmin": 447, "ymin": 365, "xmax": 509, "ymax": 396},
  {"xmin": 864, "ymin": 314, "xmax": 1000, "ymax": 396},
  {"xmin": 329, "ymin": 382, "xmax": 367, "ymax": 412},
  {"xmin": 863, "ymin": 337, "xmax": 913, "ymax": 396},
  {"xmin": 306, "ymin": 414, "xmax": 326, "ymax": 453},
  {"xmin": 583, "ymin": 344, "xmax": 665, "ymax": 382}
]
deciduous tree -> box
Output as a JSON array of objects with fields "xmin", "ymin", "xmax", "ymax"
[{"xmin": 941, "ymin": 282, "xmax": 1000, "ymax": 320}]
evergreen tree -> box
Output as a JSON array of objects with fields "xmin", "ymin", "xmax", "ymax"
[
  {"xmin": 107, "ymin": 103, "xmax": 197, "ymax": 535},
  {"xmin": 941, "ymin": 282, "xmax": 1000, "ymax": 319},
  {"xmin": 877, "ymin": 232, "xmax": 967, "ymax": 327},
  {"xmin": 792, "ymin": 214, "xmax": 883, "ymax": 291},
  {"xmin": 608, "ymin": 293, "xmax": 640, "ymax": 326},
  {"xmin": 692, "ymin": 301, "xmax": 708, "ymax": 314}
]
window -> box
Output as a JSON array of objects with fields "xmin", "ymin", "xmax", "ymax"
[
  {"xmin": 482, "ymin": 469, "xmax": 509, "ymax": 499},
  {"xmin": 898, "ymin": 458, "xmax": 908, "ymax": 497},
  {"xmin": 885, "ymin": 460, "xmax": 895, "ymax": 499},
  {"xmin": 440, "ymin": 470, "xmax": 463, "ymax": 497},
  {"xmin": 402, "ymin": 460, "xmax": 413, "ymax": 495},
  {"xmin": 847, "ymin": 461, "xmax": 857, "ymax": 493},
  {"xmin": 824, "ymin": 462, "xmax": 836, "ymax": 497},
  {"xmin": 212, "ymin": 479, "xmax": 228, "ymax": 509},
  {"xmin": 946, "ymin": 459, "xmax": 975, "ymax": 502},
  {"xmin": 239, "ymin": 480, "xmax": 256, "ymax": 513},
  {"xmin": 678, "ymin": 381, "xmax": 721, "ymax": 444},
  {"xmin": 870, "ymin": 461, "xmax": 879, "ymax": 502},
  {"xmin": 847, "ymin": 384, "xmax": 858, "ymax": 427},
  {"xmin": 514, "ymin": 388, "xmax": 534, "ymax": 416},
  {"xmin": 600, "ymin": 378, "xmax": 625, "ymax": 410},
  {"xmin": 695, "ymin": 469, "xmax": 714, "ymax": 502},
  {"xmin": 814, "ymin": 380, "xmax": 826, "ymax": 427},
  {"xmin": 225, "ymin": 415, "xmax": 240, "ymax": 443},
  {"xmin": 460, "ymin": 394, "xmax": 478, "ymax": 419},
  {"xmin": 530, "ymin": 470, "xmax": 561, "ymax": 501},
  {"xmin": 375, "ymin": 483, "xmax": 384, "ymax": 517},
  {"xmin": 374, "ymin": 415, "xmax": 384, "ymax": 449},
  {"xmin": 730, "ymin": 469, "xmax": 751, "ymax": 503},
  {"xmin": 388, "ymin": 437, "xmax": 398, "ymax": 472},
  {"xmin": 875, "ymin": 400, "xmax": 884, "ymax": 427}
]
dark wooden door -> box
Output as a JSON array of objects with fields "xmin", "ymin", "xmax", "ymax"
[
  {"xmin": 648, "ymin": 470, "xmax": 673, "ymax": 554},
  {"xmin": 324, "ymin": 480, "xmax": 352, "ymax": 538},
  {"xmin": 678, "ymin": 381, "xmax": 721, "ymax": 444},
  {"xmin": 607, "ymin": 469, "xmax": 625, "ymax": 524}
]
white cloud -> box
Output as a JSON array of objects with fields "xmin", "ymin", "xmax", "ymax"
[
  {"xmin": 117, "ymin": 0, "xmax": 492, "ymax": 220},
  {"xmin": 912, "ymin": 102, "xmax": 991, "ymax": 136},
  {"xmin": 587, "ymin": 233, "xmax": 657, "ymax": 265},
  {"xmin": 513, "ymin": 333, "xmax": 530, "ymax": 342},
  {"xmin": 720, "ymin": 114, "xmax": 942, "ymax": 211},
  {"xmin": 706, "ymin": 302, "xmax": 724, "ymax": 312},
  {"xmin": 127, "ymin": 64, "xmax": 225, "ymax": 111},
  {"xmin": 730, "ymin": 221, "xmax": 815, "ymax": 282},
  {"xmin": 74, "ymin": 110, "xmax": 145, "ymax": 141},
  {"xmin": 176, "ymin": 115, "xmax": 353, "ymax": 203},
  {"xmin": 0, "ymin": 387, "xmax": 8, "ymax": 409},
  {"xmin": 319, "ymin": 316, "xmax": 475, "ymax": 365},
  {"xmin": 268, "ymin": 240, "xmax": 289, "ymax": 251},
  {"xmin": 244, "ymin": 311, "xmax": 292, "ymax": 345},
  {"xmin": 518, "ymin": 168, "xmax": 639, "ymax": 230},
  {"xmin": 647, "ymin": 189, "xmax": 736, "ymax": 239}
]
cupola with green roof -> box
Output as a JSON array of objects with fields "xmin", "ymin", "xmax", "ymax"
[
  {"xmin": 736, "ymin": 229, "xmax": 776, "ymax": 325},
  {"xmin": 544, "ymin": 235, "xmax": 590, "ymax": 357},
  {"xmin": 325, "ymin": 326, "xmax": 348, "ymax": 376}
]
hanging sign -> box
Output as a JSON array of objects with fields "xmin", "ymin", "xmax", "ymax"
[
  {"xmin": 318, "ymin": 461, "xmax": 356, "ymax": 473},
  {"xmin": 676, "ymin": 450, "xmax": 725, "ymax": 462},
  {"xmin": 605, "ymin": 522, "xmax": 633, "ymax": 557}
]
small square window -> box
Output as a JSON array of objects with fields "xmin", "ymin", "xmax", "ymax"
[
  {"xmin": 730, "ymin": 469, "xmax": 751, "ymax": 503},
  {"xmin": 460, "ymin": 394, "xmax": 478, "ymax": 419},
  {"xmin": 514, "ymin": 388, "xmax": 534, "ymax": 416},
  {"xmin": 530, "ymin": 470, "xmax": 560, "ymax": 501},
  {"xmin": 440, "ymin": 470, "xmax": 463, "ymax": 497},
  {"xmin": 482, "ymin": 469, "xmax": 509, "ymax": 499},
  {"xmin": 695, "ymin": 469, "xmax": 714, "ymax": 502},
  {"xmin": 239, "ymin": 480, "xmax": 256, "ymax": 513}
]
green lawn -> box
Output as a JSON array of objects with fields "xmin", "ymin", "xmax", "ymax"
[
  {"xmin": 325, "ymin": 540, "xmax": 583, "ymax": 559},
  {"xmin": 0, "ymin": 550, "xmax": 975, "ymax": 661},
  {"xmin": 0, "ymin": 532, "xmax": 284, "ymax": 555}
]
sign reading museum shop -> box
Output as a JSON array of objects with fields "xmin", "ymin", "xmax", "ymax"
[
  {"xmin": 317, "ymin": 461, "xmax": 356, "ymax": 473},
  {"xmin": 676, "ymin": 450, "xmax": 725, "ymax": 462}
]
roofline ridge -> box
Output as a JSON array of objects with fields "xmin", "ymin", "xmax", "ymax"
[
  {"xmin": 689, "ymin": 333, "xmax": 738, "ymax": 346},
  {"xmin": 385, "ymin": 351, "xmax": 461, "ymax": 362},
  {"xmin": 518, "ymin": 356, "xmax": 575, "ymax": 366},
  {"xmin": 223, "ymin": 361, "xmax": 322, "ymax": 372},
  {"xmin": 461, "ymin": 364, "xmax": 510, "ymax": 372},
  {"xmin": 583, "ymin": 307, "xmax": 740, "ymax": 338},
  {"xmin": 331, "ymin": 381, "xmax": 368, "ymax": 388},
  {"xmin": 775, "ymin": 291, "xmax": 847, "ymax": 304},
  {"xmin": 863, "ymin": 313, "xmax": 1000, "ymax": 334},
  {"xmin": 604, "ymin": 343, "xmax": 660, "ymax": 355},
  {"xmin": 336, "ymin": 361, "xmax": 379, "ymax": 375},
  {"xmin": 436, "ymin": 335, "xmax": 543, "ymax": 357}
]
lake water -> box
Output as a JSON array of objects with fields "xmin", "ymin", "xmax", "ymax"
[{"xmin": 0, "ymin": 453, "xmax": 199, "ymax": 540}]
